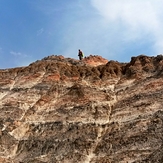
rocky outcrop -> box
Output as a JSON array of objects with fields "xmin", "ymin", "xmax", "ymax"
[{"xmin": 0, "ymin": 54, "xmax": 163, "ymax": 162}]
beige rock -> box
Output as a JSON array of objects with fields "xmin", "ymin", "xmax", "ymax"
[{"xmin": 0, "ymin": 54, "xmax": 163, "ymax": 162}]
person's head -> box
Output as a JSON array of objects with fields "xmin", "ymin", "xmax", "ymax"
[{"xmin": 79, "ymin": 49, "xmax": 80, "ymax": 51}]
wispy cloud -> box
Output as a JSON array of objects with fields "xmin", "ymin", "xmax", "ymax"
[
  {"xmin": 2, "ymin": 0, "xmax": 163, "ymax": 68},
  {"xmin": 10, "ymin": 51, "xmax": 28, "ymax": 57},
  {"xmin": 60, "ymin": 0, "xmax": 163, "ymax": 61},
  {"xmin": 10, "ymin": 51, "xmax": 33, "ymax": 67},
  {"xmin": 90, "ymin": 0, "xmax": 163, "ymax": 55},
  {"xmin": 31, "ymin": 0, "xmax": 163, "ymax": 62},
  {"xmin": 37, "ymin": 28, "xmax": 44, "ymax": 36}
]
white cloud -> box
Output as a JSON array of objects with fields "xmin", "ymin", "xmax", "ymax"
[
  {"xmin": 10, "ymin": 51, "xmax": 33, "ymax": 67},
  {"xmin": 10, "ymin": 51, "xmax": 27, "ymax": 57},
  {"xmin": 90, "ymin": 0, "xmax": 163, "ymax": 55},
  {"xmin": 31, "ymin": 0, "xmax": 163, "ymax": 62}
]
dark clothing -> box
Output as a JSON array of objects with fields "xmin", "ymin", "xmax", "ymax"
[{"xmin": 78, "ymin": 50, "xmax": 83, "ymax": 60}]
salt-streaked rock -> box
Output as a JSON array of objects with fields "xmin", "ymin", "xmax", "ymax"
[{"xmin": 0, "ymin": 54, "xmax": 163, "ymax": 162}]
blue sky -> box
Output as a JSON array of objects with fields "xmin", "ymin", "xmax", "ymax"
[{"xmin": 1, "ymin": 0, "xmax": 163, "ymax": 68}]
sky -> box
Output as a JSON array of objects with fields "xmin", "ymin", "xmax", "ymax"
[{"xmin": 1, "ymin": 0, "xmax": 163, "ymax": 68}]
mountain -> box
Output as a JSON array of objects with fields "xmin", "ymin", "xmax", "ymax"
[{"xmin": 0, "ymin": 54, "xmax": 163, "ymax": 163}]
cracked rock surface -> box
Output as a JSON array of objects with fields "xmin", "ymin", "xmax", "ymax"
[{"xmin": 0, "ymin": 55, "xmax": 163, "ymax": 162}]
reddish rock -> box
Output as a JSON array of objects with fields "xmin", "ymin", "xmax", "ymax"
[
  {"xmin": 83, "ymin": 55, "xmax": 108, "ymax": 66},
  {"xmin": 0, "ymin": 54, "xmax": 163, "ymax": 162}
]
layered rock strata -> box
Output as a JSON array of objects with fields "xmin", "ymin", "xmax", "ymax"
[{"xmin": 0, "ymin": 55, "xmax": 163, "ymax": 162}]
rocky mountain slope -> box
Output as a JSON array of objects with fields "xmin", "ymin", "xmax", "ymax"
[{"xmin": 0, "ymin": 54, "xmax": 163, "ymax": 163}]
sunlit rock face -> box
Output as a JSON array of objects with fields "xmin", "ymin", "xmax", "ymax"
[{"xmin": 1, "ymin": 54, "xmax": 163, "ymax": 163}]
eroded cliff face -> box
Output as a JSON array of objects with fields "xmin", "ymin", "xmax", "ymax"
[{"xmin": 0, "ymin": 55, "xmax": 163, "ymax": 163}]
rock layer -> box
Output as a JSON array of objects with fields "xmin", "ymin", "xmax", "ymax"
[{"xmin": 0, "ymin": 55, "xmax": 163, "ymax": 162}]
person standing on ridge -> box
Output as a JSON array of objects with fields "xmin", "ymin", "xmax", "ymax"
[{"xmin": 78, "ymin": 49, "xmax": 84, "ymax": 60}]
